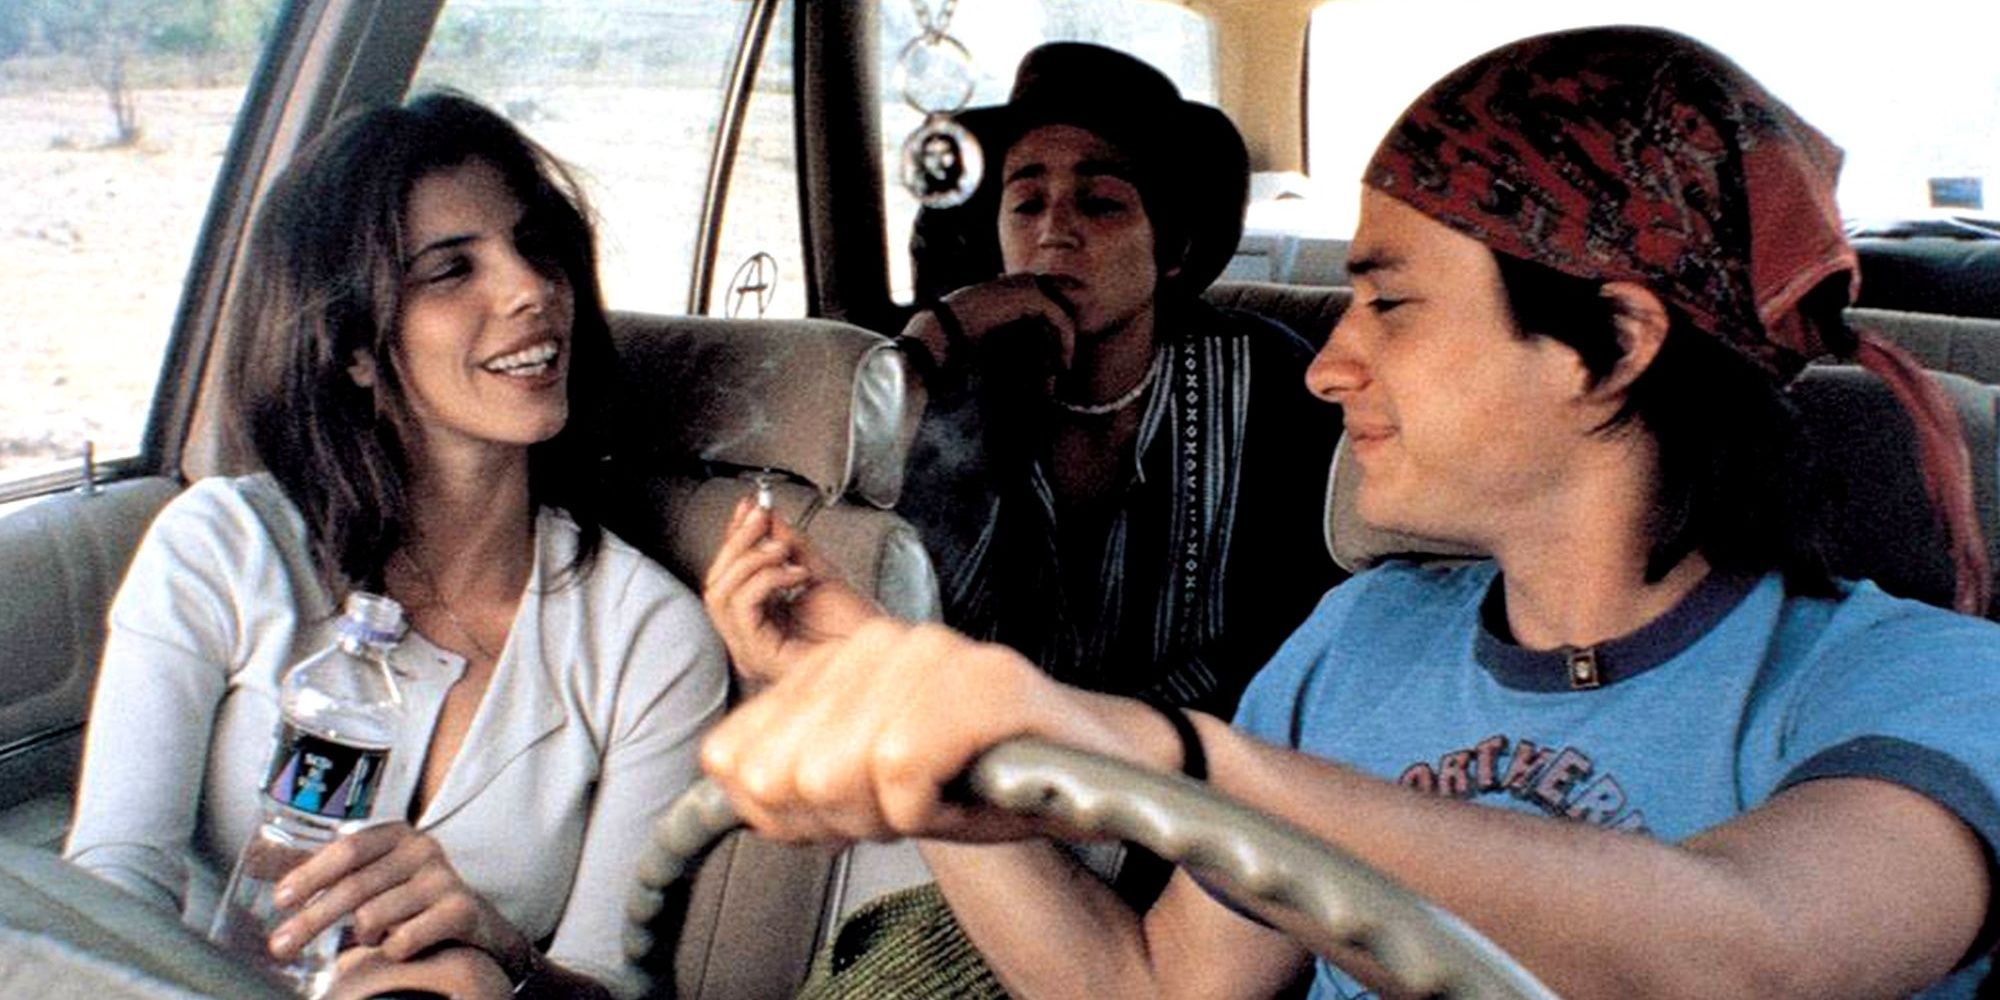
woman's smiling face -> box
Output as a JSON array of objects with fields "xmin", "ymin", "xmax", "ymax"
[{"xmin": 377, "ymin": 158, "xmax": 576, "ymax": 463}]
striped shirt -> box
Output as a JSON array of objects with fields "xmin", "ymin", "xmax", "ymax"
[{"xmin": 900, "ymin": 301, "xmax": 1341, "ymax": 715}]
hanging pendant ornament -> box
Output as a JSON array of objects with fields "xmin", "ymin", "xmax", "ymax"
[{"xmin": 897, "ymin": 0, "xmax": 982, "ymax": 209}]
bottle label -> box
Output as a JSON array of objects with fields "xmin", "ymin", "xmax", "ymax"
[{"xmin": 263, "ymin": 723, "xmax": 388, "ymax": 820}]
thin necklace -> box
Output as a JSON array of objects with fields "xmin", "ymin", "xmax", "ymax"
[
  {"xmin": 395, "ymin": 549, "xmax": 499, "ymax": 662},
  {"xmin": 1056, "ymin": 349, "xmax": 1162, "ymax": 416}
]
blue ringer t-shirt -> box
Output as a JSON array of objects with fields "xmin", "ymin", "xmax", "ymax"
[{"xmin": 1232, "ymin": 560, "xmax": 2000, "ymax": 1000}]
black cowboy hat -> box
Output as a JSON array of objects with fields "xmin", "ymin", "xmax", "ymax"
[{"xmin": 912, "ymin": 42, "xmax": 1250, "ymax": 302}]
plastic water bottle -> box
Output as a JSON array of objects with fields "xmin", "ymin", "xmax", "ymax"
[{"xmin": 208, "ymin": 592, "xmax": 406, "ymax": 997}]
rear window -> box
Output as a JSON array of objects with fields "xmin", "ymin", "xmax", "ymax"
[
  {"xmin": 413, "ymin": 0, "xmax": 801, "ymax": 317},
  {"xmin": 1305, "ymin": 0, "xmax": 2000, "ymax": 236},
  {"xmin": 879, "ymin": 0, "xmax": 1216, "ymax": 302}
]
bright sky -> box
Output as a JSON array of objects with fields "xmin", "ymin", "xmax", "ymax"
[{"xmin": 1303, "ymin": 0, "xmax": 2000, "ymax": 234}]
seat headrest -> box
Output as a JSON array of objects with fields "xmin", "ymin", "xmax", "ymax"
[
  {"xmin": 606, "ymin": 314, "xmax": 923, "ymax": 508},
  {"xmin": 1203, "ymin": 281, "xmax": 1351, "ymax": 347},
  {"xmin": 1792, "ymin": 365, "xmax": 1998, "ymax": 617},
  {"xmin": 1846, "ymin": 307, "xmax": 2000, "ymax": 385},
  {"xmin": 1326, "ymin": 364, "xmax": 2000, "ymax": 619},
  {"xmin": 619, "ymin": 474, "xmax": 940, "ymax": 623}
]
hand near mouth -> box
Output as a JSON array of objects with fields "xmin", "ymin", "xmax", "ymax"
[
  {"xmin": 1027, "ymin": 272, "xmax": 1081, "ymax": 321},
  {"xmin": 903, "ymin": 272, "xmax": 1079, "ymax": 380}
]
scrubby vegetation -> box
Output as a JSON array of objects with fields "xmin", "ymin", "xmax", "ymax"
[{"xmin": 0, "ymin": 0, "xmax": 278, "ymax": 146}]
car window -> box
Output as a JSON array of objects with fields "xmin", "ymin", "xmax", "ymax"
[
  {"xmin": 0, "ymin": 0, "xmax": 280, "ymax": 483},
  {"xmin": 878, "ymin": 0, "xmax": 1215, "ymax": 303},
  {"xmin": 414, "ymin": 0, "xmax": 804, "ymax": 319},
  {"xmin": 704, "ymin": 0, "xmax": 804, "ymax": 320},
  {"xmin": 1304, "ymin": 0, "xmax": 2000, "ymax": 238}
]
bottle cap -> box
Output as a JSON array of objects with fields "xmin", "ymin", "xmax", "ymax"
[{"xmin": 340, "ymin": 592, "xmax": 406, "ymax": 646}]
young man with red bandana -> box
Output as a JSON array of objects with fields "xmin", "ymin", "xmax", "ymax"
[{"xmin": 702, "ymin": 27, "xmax": 2000, "ymax": 999}]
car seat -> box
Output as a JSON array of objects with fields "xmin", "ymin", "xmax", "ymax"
[
  {"xmin": 602, "ymin": 312, "xmax": 938, "ymax": 620},
  {"xmin": 0, "ymin": 312, "xmax": 942, "ymax": 999},
  {"xmin": 1851, "ymin": 230, "xmax": 2000, "ymax": 320},
  {"xmin": 601, "ymin": 312, "xmax": 943, "ymax": 999}
]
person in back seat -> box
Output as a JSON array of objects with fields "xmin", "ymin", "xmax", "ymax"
[
  {"xmin": 725, "ymin": 42, "xmax": 1338, "ymax": 721},
  {"xmin": 64, "ymin": 93, "xmax": 726, "ymax": 1000},
  {"xmin": 702, "ymin": 27, "xmax": 2000, "ymax": 999},
  {"xmin": 705, "ymin": 42, "xmax": 1336, "ymax": 999}
]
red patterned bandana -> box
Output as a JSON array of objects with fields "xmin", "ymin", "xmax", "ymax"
[
  {"xmin": 1366, "ymin": 26, "xmax": 1853, "ymax": 380},
  {"xmin": 1366, "ymin": 25, "xmax": 1989, "ymax": 614}
]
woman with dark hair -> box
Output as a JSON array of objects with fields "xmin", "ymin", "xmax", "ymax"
[
  {"xmin": 701, "ymin": 28, "xmax": 2000, "ymax": 999},
  {"xmin": 65, "ymin": 92, "xmax": 727, "ymax": 999}
]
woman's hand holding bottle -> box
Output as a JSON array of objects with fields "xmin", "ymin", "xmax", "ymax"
[{"xmin": 268, "ymin": 822, "xmax": 531, "ymax": 988}]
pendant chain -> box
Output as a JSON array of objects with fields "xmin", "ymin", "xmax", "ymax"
[
  {"xmin": 912, "ymin": 0, "xmax": 958, "ymax": 38},
  {"xmin": 395, "ymin": 549, "xmax": 499, "ymax": 663}
]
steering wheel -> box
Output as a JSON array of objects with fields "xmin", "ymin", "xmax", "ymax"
[{"xmin": 624, "ymin": 738, "xmax": 1558, "ymax": 999}]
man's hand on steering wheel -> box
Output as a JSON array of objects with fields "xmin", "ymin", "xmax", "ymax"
[{"xmin": 698, "ymin": 617, "xmax": 1159, "ymax": 845}]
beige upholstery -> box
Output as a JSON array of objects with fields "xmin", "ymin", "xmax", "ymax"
[
  {"xmin": 0, "ymin": 929, "xmax": 209, "ymax": 1000},
  {"xmin": 0, "ymin": 839, "xmax": 291, "ymax": 999},
  {"xmin": 602, "ymin": 313, "xmax": 941, "ymax": 999},
  {"xmin": 0, "ymin": 478, "xmax": 180, "ymax": 850},
  {"xmin": 607, "ymin": 313, "xmax": 925, "ymax": 509},
  {"xmin": 617, "ymin": 475, "xmax": 939, "ymax": 624},
  {"xmin": 604, "ymin": 312, "xmax": 941, "ymax": 624},
  {"xmin": 1205, "ymin": 280, "xmax": 1351, "ymax": 346},
  {"xmin": 659, "ymin": 833, "xmax": 840, "ymax": 1000},
  {"xmin": 1326, "ymin": 365, "xmax": 2000, "ymax": 621},
  {"xmin": 1848, "ymin": 308, "xmax": 2000, "ymax": 386}
]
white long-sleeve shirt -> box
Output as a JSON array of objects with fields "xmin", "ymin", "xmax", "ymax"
[{"xmin": 64, "ymin": 474, "xmax": 728, "ymax": 998}]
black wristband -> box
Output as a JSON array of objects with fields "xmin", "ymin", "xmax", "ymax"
[
  {"xmin": 506, "ymin": 945, "xmax": 547, "ymax": 996},
  {"xmin": 892, "ymin": 332, "xmax": 941, "ymax": 383},
  {"xmin": 928, "ymin": 300, "xmax": 971, "ymax": 363},
  {"xmin": 898, "ymin": 303, "xmax": 973, "ymax": 397},
  {"xmin": 1138, "ymin": 696, "xmax": 1207, "ymax": 781}
]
